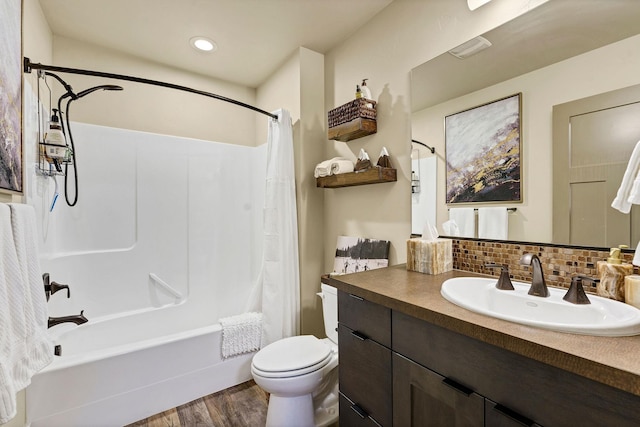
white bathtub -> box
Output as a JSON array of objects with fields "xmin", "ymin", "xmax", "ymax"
[
  {"xmin": 24, "ymin": 124, "xmax": 267, "ymax": 426},
  {"xmin": 26, "ymin": 301, "xmax": 254, "ymax": 427}
]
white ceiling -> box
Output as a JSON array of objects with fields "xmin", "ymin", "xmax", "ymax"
[{"xmin": 38, "ymin": 0, "xmax": 394, "ymax": 88}]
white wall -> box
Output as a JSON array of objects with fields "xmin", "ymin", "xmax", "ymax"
[
  {"xmin": 48, "ymin": 36, "xmax": 257, "ymax": 146},
  {"xmin": 412, "ymin": 33, "xmax": 640, "ymax": 243}
]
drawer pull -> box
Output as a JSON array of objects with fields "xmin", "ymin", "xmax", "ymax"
[
  {"xmin": 351, "ymin": 330, "xmax": 369, "ymax": 341},
  {"xmin": 493, "ymin": 404, "xmax": 535, "ymax": 427},
  {"xmin": 350, "ymin": 403, "xmax": 368, "ymax": 419},
  {"xmin": 442, "ymin": 377, "xmax": 473, "ymax": 397},
  {"xmin": 348, "ymin": 293, "xmax": 364, "ymax": 301}
]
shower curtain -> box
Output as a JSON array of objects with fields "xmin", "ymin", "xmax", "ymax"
[{"xmin": 248, "ymin": 109, "xmax": 300, "ymax": 346}]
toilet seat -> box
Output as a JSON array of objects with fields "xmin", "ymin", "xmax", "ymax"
[{"xmin": 252, "ymin": 335, "xmax": 333, "ymax": 378}]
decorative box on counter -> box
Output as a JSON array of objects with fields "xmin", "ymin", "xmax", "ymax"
[
  {"xmin": 406, "ymin": 238, "xmax": 453, "ymax": 275},
  {"xmin": 327, "ymin": 98, "xmax": 377, "ymax": 142}
]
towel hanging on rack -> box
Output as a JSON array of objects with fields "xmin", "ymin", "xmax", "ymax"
[
  {"xmin": 449, "ymin": 208, "xmax": 476, "ymax": 238},
  {"xmin": 478, "ymin": 207, "xmax": 509, "ymax": 240}
]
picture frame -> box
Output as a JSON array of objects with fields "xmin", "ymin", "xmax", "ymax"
[
  {"xmin": 0, "ymin": 0, "xmax": 23, "ymax": 194},
  {"xmin": 445, "ymin": 93, "xmax": 522, "ymax": 204},
  {"xmin": 333, "ymin": 236, "xmax": 390, "ymax": 274}
]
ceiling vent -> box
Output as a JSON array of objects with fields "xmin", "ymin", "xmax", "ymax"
[
  {"xmin": 468, "ymin": 0, "xmax": 493, "ymax": 11},
  {"xmin": 448, "ymin": 36, "xmax": 492, "ymax": 59}
]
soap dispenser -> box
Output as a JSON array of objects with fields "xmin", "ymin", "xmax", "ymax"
[
  {"xmin": 360, "ymin": 79, "xmax": 372, "ymax": 99},
  {"xmin": 597, "ymin": 246, "xmax": 633, "ymax": 301},
  {"xmin": 360, "ymin": 79, "xmax": 373, "ymax": 108}
]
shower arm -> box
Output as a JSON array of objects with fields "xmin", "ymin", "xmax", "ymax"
[{"xmin": 24, "ymin": 57, "xmax": 279, "ymax": 121}]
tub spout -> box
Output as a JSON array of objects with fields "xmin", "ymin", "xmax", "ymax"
[{"xmin": 48, "ymin": 310, "xmax": 88, "ymax": 328}]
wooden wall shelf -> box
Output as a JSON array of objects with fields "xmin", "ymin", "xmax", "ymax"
[
  {"xmin": 316, "ymin": 167, "xmax": 397, "ymax": 188},
  {"xmin": 328, "ymin": 118, "xmax": 377, "ymax": 142}
]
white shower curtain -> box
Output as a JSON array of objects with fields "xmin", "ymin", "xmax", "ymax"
[{"xmin": 247, "ymin": 109, "xmax": 300, "ymax": 346}]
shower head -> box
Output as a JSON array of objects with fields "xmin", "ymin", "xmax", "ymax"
[{"xmin": 75, "ymin": 85, "xmax": 124, "ymax": 99}]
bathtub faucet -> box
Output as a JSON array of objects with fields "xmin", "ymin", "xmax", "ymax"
[{"xmin": 48, "ymin": 310, "xmax": 88, "ymax": 329}]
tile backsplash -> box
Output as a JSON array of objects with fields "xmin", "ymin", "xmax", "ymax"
[{"xmin": 451, "ymin": 238, "xmax": 638, "ymax": 293}]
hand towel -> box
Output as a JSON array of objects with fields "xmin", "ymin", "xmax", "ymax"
[
  {"xmin": 449, "ymin": 208, "xmax": 476, "ymax": 238},
  {"xmin": 0, "ymin": 204, "xmax": 53, "ymax": 424},
  {"xmin": 612, "ymin": 139, "xmax": 640, "ymax": 213},
  {"xmin": 478, "ymin": 207, "xmax": 509, "ymax": 240},
  {"xmin": 314, "ymin": 157, "xmax": 350, "ymax": 178},
  {"xmin": 220, "ymin": 312, "xmax": 263, "ymax": 359},
  {"xmin": 330, "ymin": 159, "xmax": 354, "ymax": 175}
]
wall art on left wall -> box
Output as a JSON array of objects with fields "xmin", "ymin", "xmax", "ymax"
[{"xmin": 0, "ymin": 0, "xmax": 23, "ymax": 194}]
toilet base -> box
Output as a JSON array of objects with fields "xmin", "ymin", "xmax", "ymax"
[{"xmin": 266, "ymin": 393, "xmax": 314, "ymax": 427}]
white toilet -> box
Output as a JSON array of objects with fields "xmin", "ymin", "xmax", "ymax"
[{"xmin": 251, "ymin": 283, "xmax": 339, "ymax": 427}]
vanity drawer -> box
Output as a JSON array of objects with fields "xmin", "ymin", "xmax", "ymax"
[
  {"xmin": 338, "ymin": 290, "xmax": 391, "ymax": 347},
  {"xmin": 338, "ymin": 323, "xmax": 392, "ymax": 426}
]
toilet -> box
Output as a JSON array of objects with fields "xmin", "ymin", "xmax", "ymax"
[{"xmin": 251, "ymin": 283, "xmax": 339, "ymax": 427}]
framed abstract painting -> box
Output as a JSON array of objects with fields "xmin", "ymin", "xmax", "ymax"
[
  {"xmin": 0, "ymin": 0, "xmax": 23, "ymax": 194},
  {"xmin": 445, "ymin": 93, "xmax": 522, "ymax": 204}
]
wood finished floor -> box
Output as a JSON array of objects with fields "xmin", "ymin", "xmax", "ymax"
[{"xmin": 126, "ymin": 380, "xmax": 268, "ymax": 427}]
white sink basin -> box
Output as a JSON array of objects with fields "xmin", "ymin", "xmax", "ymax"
[{"xmin": 441, "ymin": 277, "xmax": 640, "ymax": 336}]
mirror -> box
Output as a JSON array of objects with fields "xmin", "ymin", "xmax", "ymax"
[{"xmin": 410, "ymin": 0, "xmax": 640, "ymax": 246}]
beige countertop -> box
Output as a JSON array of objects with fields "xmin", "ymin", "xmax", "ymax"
[{"xmin": 324, "ymin": 264, "xmax": 640, "ymax": 397}]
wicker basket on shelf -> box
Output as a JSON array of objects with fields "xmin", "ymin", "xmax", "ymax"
[{"xmin": 328, "ymin": 98, "xmax": 377, "ymax": 128}]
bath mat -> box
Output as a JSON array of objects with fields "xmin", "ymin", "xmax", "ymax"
[{"xmin": 220, "ymin": 312, "xmax": 263, "ymax": 359}]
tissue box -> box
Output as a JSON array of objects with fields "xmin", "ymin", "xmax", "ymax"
[{"xmin": 406, "ymin": 238, "xmax": 453, "ymax": 275}]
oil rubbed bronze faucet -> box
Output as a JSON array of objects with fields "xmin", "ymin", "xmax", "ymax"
[
  {"xmin": 520, "ymin": 253, "xmax": 549, "ymax": 297},
  {"xmin": 48, "ymin": 310, "xmax": 88, "ymax": 328}
]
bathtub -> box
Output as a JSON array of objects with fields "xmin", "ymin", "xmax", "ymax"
[
  {"xmin": 25, "ymin": 301, "xmax": 255, "ymax": 427},
  {"xmin": 23, "ymin": 123, "xmax": 267, "ymax": 426}
]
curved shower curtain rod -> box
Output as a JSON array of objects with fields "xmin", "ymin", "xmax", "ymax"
[
  {"xmin": 411, "ymin": 139, "xmax": 435, "ymax": 154},
  {"xmin": 24, "ymin": 57, "xmax": 279, "ymax": 120}
]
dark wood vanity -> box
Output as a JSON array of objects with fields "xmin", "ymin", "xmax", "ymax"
[{"xmin": 324, "ymin": 265, "xmax": 640, "ymax": 426}]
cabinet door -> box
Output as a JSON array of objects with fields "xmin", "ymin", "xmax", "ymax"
[
  {"xmin": 393, "ymin": 353, "xmax": 484, "ymax": 427},
  {"xmin": 339, "ymin": 323, "xmax": 392, "ymax": 426},
  {"xmin": 485, "ymin": 399, "xmax": 542, "ymax": 427}
]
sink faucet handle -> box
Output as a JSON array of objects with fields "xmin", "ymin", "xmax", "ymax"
[
  {"xmin": 485, "ymin": 263, "xmax": 515, "ymax": 290},
  {"xmin": 564, "ymin": 275, "xmax": 599, "ymax": 305}
]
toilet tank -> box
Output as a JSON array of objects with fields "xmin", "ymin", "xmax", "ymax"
[{"xmin": 320, "ymin": 283, "xmax": 338, "ymax": 344}]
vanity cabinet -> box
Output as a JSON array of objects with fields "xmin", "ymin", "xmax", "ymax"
[
  {"xmin": 393, "ymin": 310, "xmax": 640, "ymax": 427},
  {"xmin": 337, "ymin": 290, "xmax": 640, "ymax": 427},
  {"xmin": 338, "ymin": 291, "xmax": 392, "ymax": 426}
]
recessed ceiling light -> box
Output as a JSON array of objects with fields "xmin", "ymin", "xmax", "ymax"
[{"xmin": 190, "ymin": 36, "xmax": 217, "ymax": 52}]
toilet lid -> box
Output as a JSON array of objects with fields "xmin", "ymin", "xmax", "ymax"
[{"xmin": 252, "ymin": 335, "xmax": 331, "ymax": 373}]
